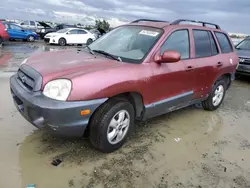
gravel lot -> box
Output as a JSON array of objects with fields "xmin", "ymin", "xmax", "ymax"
[{"xmin": 0, "ymin": 41, "xmax": 250, "ymax": 188}]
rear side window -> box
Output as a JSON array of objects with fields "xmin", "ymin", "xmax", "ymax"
[
  {"xmin": 193, "ymin": 30, "xmax": 217, "ymax": 58},
  {"xmin": 160, "ymin": 29, "xmax": 190, "ymax": 59},
  {"xmin": 208, "ymin": 32, "xmax": 219, "ymax": 55},
  {"xmin": 30, "ymin": 21, "xmax": 35, "ymax": 26},
  {"xmin": 215, "ymin": 32, "xmax": 233, "ymax": 53},
  {"xmin": 77, "ymin": 30, "xmax": 87, "ymax": 34}
]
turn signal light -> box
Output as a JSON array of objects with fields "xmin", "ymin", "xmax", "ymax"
[{"xmin": 80, "ymin": 109, "xmax": 91, "ymax": 116}]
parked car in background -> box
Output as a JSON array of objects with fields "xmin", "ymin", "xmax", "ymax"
[
  {"xmin": 3, "ymin": 22, "xmax": 39, "ymax": 42},
  {"xmin": 231, "ymin": 38, "xmax": 243, "ymax": 46},
  {"xmin": 44, "ymin": 28, "xmax": 96, "ymax": 46},
  {"xmin": 18, "ymin": 20, "xmax": 44, "ymax": 32},
  {"xmin": 0, "ymin": 21, "xmax": 10, "ymax": 45},
  {"xmin": 10, "ymin": 19, "xmax": 238, "ymax": 153},
  {"xmin": 36, "ymin": 22, "xmax": 57, "ymax": 39},
  {"xmin": 235, "ymin": 37, "xmax": 250, "ymax": 76},
  {"xmin": 55, "ymin": 24, "xmax": 78, "ymax": 30},
  {"xmin": 90, "ymin": 28, "xmax": 106, "ymax": 39}
]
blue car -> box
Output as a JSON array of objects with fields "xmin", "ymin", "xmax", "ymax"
[{"xmin": 3, "ymin": 22, "xmax": 39, "ymax": 42}]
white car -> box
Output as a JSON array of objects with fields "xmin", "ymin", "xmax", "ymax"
[{"xmin": 44, "ymin": 28, "xmax": 96, "ymax": 46}]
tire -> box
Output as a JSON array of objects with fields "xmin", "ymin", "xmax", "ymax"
[
  {"xmin": 202, "ymin": 79, "xmax": 226, "ymax": 111},
  {"xmin": 86, "ymin": 38, "xmax": 93, "ymax": 45},
  {"xmin": 27, "ymin": 35, "xmax": 35, "ymax": 42},
  {"xmin": 89, "ymin": 98, "xmax": 135, "ymax": 153},
  {"xmin": 58, "ymin": 38, "xmax": 66, "ymax": 46}
]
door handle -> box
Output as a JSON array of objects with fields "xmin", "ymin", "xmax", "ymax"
[
  {"xmin": 217, "ymin": 62, "xmax": 223, "ymax": 67},
  {"xmin": 186, "ymin": 66, "xmax": 194, "ymax": 71}
]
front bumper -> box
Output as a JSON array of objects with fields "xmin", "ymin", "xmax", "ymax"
[
  {"xmin": 236, "ymin": 64, "xmax": 250, "ymax": 76},
  {"xmin": 10, "ymin": 74, "xmax": 107, "ymax": 137},
  {"xmin": 44, "ymin": 37, "xmax": 50, "ymax": 43}
]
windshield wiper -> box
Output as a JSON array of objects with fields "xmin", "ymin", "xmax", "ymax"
[
  {"xmin": 86, "ymin": 46, "xmax": 95, "ymax": 55},
  {"xmin": 92, "ymin": 50, "xmax": 122, "ymax": 62}
]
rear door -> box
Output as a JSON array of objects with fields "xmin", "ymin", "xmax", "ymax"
[
  {"xmin": 214, "ymin": 31, "xmax": 238, "ymax": 73},
  {"xmin": 191, "ymin": 29, "xmax": 221, "ymax": 98},
  {"xmin": 77, "ymin": 29, "xmax": 88, "ymax": 44}
]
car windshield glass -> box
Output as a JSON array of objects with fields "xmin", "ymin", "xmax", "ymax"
[
  {"xmin": 236, "ymin": 39, "xmax": 250, "ymax": 50},
  {"xmin": 56, "ymin": 28, "xmax": 70, "ymax": 33},
  {"xmin": 88, "ymin": 25, "xmax": 163, "ymax": 64}
]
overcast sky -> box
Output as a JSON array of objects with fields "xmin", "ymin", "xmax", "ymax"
[{"xmin": 0, "ymin": 0, "xmax": 249, "ymax": 34}]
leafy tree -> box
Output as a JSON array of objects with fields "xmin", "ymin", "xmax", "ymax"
[{"xmin": 95, "ymin": 19, "xmax": 110, "ymax": 32}]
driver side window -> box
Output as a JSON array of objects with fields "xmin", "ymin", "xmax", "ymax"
[{"xmin": 160, "ymin": 29, "xmax": 190, "ymax": 59}]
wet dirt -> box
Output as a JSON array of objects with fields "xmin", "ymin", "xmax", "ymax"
[{"xmin": 0, "ymin": 42, "xmax": 250, "ymax": 188}]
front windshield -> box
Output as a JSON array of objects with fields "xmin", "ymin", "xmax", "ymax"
[
  {"xmin": 57, "ymin": 28, "xmax": 70, "ymax": 33},
  {"xmin": 88, "ymin": 25, "xmax": 163, "ymax": 64},
  {"xmin": 236, "ymin": 39, "xmax": 250, "ymax": 50}
]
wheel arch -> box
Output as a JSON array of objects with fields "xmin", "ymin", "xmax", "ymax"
[
  {"xmin": 84, "ymin": 91, "xmax": 144, "ymax": 138},
  {"xmin": 214, "ymin": 73, "xmax": 232, "ymax": 90},
  {"xmin": 109, "ymin": 92, "xmax": 145, "ymax": 119}
]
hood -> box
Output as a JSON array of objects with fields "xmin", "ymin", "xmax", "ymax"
[
  {"xmin": 26, "ymin": 49, "xmax": 123, "ymax": 84},
  {"xmin": 38, "ymin": 22, "xmax": 51, "ymax": 28},
  {"xmin": 236, "ymin": 49, "xmax": 250, "ymax": 58}
]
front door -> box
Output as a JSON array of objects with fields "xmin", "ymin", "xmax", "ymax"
[
  {"xmin": 145, "ymin": 29, "xmax": 195, "ymax": 119},
  {"xmin": 9, "ymin": 24, "xmax": 24, "ymax": 39}
]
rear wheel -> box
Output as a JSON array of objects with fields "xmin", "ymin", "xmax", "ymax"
[
  {"xmin": 58, "ymin": 38, "xmax": 66, "ymax": 46},
  {"xmin": 202, "ymin": 79, "xmax": 226, "ymax": 111},
  {"xmin": 86, "ymin": 38, "xmax": 93, "ymax": 45},
  {"xmin": 27, "ymin": 35, "xmax": 35, "ymax": 42},
  {"xmin": 89, "ymin": 98, "xmax": 135, "ymax": 153}
]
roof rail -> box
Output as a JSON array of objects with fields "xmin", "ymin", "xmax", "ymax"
[
  {"xmin": 170, "ymin": 19, "xmax": 221, "ymax": 29},
  {"xmin": 131, "ymin": 19, "xmax": 168, "ymax": 23}
]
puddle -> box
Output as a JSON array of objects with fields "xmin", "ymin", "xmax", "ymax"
[{"xmin": 0, "ymin": 44, "xmax": 250, "ymax": 187}]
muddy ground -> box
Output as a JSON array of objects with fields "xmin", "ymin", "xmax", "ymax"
[{"xmin": 0, "ymin": 41, "xmax": 250, "ymax": 188}]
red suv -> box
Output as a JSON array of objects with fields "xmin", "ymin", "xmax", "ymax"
[
  {"xmin": 0, "ymin": 21, "xmax": 9, "ymax": 45},
  {"xmin": 10, "ymin": 19, "xmax": 238, "ymax": 152}
]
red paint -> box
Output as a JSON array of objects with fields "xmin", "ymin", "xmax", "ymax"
[
  {"xmin": 26, "ymin": 22, "xmax": 238, "ymax": 105},
  {"xmin": 0, "ymin": 22, "xmax": 10, "ymax": 41}
]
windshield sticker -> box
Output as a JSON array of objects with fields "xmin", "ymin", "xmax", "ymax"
[{"xmin": 139, "ymin": 30, "xmax": 159, "ymax": 37}]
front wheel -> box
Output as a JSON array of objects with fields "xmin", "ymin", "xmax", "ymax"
[
  {"xmin": 90, "ymin": 98, "xmax": 135, "ymax": 153},
  {"xmin": 202, "ymin": 80, "xmax": 226, "ymax": 111},
  {"xmin": 58, "ymin": 38, "xmax": 66, "ymax": 46},
  {"xmin": 27, "ymin": 35, "xmax": 35, "ymax": 42}
]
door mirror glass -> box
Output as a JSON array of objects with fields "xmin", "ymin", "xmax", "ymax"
[{"xmin": 155, "ymin": 50, "xmax": 181, "ymax": 63}]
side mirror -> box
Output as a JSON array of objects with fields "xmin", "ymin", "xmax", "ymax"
[
  {"xmin": 155, "ymin": 50, "xmax": 181, "ymax": 63},
  {"xmin": 20, "ymin": 23, "xmax": 24, "ymax": 25},
  {"xmin": 66, "ymin": 32, "xmax": 70, "ymax": 35}
]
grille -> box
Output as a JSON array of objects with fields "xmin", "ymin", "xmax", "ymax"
[
  {"xmin": 17, "ymin": 70, "xmax": 35, "ymax": 90},
  {"xmin": 239, "ymin": 57, "xmax": 250, "ymax": 65},
  {"xmin": 16, "ymin": 64, "xmax": 43, "ymax": 91}
]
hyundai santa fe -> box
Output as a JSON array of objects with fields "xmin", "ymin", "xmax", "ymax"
[{"xmin": 10, "ymin": 19, "xmax": 238, "ymax": 153}]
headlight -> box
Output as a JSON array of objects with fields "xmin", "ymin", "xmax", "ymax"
[
  {"xmin": 20, "ymin": 58, "xmax": 28, "ymax": 65},
  {"xmin": 41, "ymin": 29, "xmax": 45, "ymax": 33},
  {"xmin": 43, "ymin": 79, "xmax": 72, "ymax": 101}
]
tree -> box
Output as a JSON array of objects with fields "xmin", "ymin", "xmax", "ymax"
[{"xmin": 95, "ymin": 19, "xmax": 110, "ymax": 32}]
